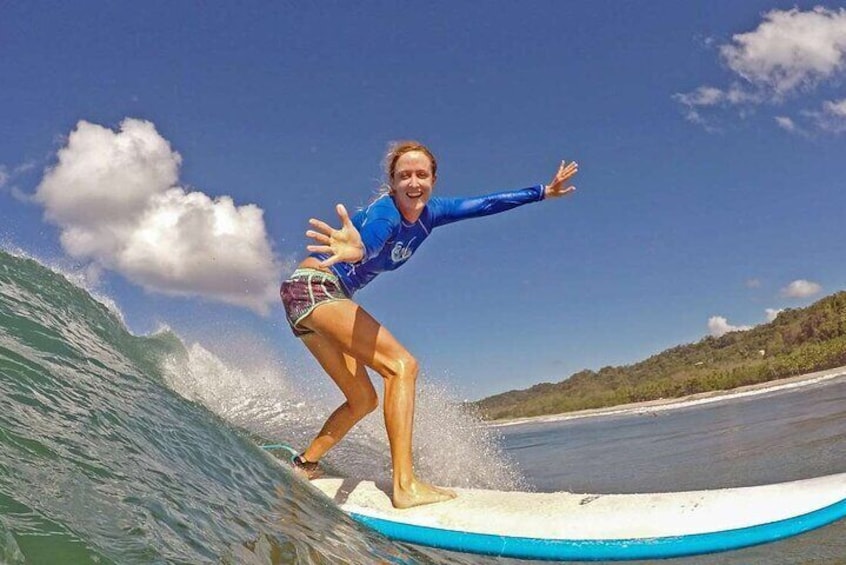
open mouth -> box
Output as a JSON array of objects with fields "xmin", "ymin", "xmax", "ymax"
[{"xmin": 405, "ymin": 191, "xmax": 424, "ymax": 199}]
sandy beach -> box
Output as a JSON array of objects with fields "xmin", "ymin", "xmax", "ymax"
[{"xmin": 490, "ymin": 365, "xmax": 846, "ymax": 428}]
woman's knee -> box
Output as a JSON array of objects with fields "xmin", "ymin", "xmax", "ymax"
[
  {"xmin": 381, "ymin": 352, "xmax": 418, "ymax": 381},
  {"xmin": 350, "ymin": 388, "xmax": 379, "ymax": 418}
]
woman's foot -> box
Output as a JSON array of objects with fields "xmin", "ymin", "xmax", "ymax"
[
  {"xmin": 291, "ymin": 454, "xmax": 323, "ymax": 480},
  {"xmin": 392, "ymin": 479, "xmax": 457, "ymax": 509}
]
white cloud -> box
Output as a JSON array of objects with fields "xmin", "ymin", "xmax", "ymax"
[
  {"xmin": 775, "ymin": 116, "xmax": 797, "ymax": 131},
  {"xmin": 10, "ymin": 187, "xmax": 30, "ymax": 203},
  {"xmin": 0, "ymin": 161, "xmax": 38, "ymax": 196},
  {"xmin": 708, "ymin": 307, "xmax": 788, "ymax": 337},
  {"xmin": 720, "ymin": 7, "xmax": 846, "ymax": 96},
  {"xmin": 677, "ymin": 7, "xmax": 846, "ymax": 131},
  {"xmin": 745, "ymin": 278, "xmax": 762, "ymax": 288},
  {"xmin": 675, "ymin": 86, "xmax": 725, "ymax": 107},
  {"xmin": 708, "ymin": 315, "xmax": 753, "ymax": 337},
  {"xmin": 2, "ymin": 161, "xmax": 42, "ymax": 199},
  {"xmin": 781, "ymin": 279, "xmax": 822, "ymax": 298},
  {"xmin": 35, "ymin": 118, "xmax": 283, "ymax": 314},
  {"xmin": 15, "ymin": 161, "xmax": 36, "ymax": 174},
  {"xmin": 765, "ymin": 308, "xmax": 784, "ymax": 322},
  {"xmin": 824, "ymin": 98, "xmax": 846, "ymax": 117},
  {"xmin": 808, "ymin": 98, "xmax": 846, "ymax": 133}
]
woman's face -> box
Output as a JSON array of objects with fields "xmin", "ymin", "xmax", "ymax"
[{"xmin": 391, "ymin": 150, "xmax": 435, "ymax": 222}]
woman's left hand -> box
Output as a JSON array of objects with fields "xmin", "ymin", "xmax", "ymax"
[{"xmin": 544, "ymin": 160, "xmax": 578, "ymax": 199}]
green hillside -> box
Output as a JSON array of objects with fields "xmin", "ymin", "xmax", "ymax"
[{"xmin": 474, "ymin": 292, "xmax": 846, "ymax": 420}]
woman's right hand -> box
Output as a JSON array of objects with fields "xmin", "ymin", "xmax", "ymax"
[{"xmin": 306, "ymin": 204, "xmax": 365, "ymax": 268}]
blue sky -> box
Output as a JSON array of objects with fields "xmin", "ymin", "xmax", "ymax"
[{"xmin": 2, "ymin": 2, "xmax": 846, "ymax": 400}]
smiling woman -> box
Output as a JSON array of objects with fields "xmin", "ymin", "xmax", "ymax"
[
  {"xmin": 278, "ymin": 140, "xmax": 579, "ymax": 509},
  {"xmin": 379, "ymin": 141, "xmax": 438, "ymax": 219}
]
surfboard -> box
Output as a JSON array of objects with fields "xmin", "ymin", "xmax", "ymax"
[{"xmin": 308, "ymin": 473, "xmax": 846, "ymax": 561}]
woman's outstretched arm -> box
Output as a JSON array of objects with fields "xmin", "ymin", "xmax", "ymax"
[{"xmin": 429, "ymin": 159, "xmax": 578, "ymax": 227}]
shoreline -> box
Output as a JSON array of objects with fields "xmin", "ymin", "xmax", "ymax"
[{"xmin": 489, "ymin": 365, "xmax": 846, "ymax": 428}]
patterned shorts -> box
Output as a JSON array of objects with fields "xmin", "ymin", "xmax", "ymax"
[{"xmin": 280, "ymin": 268, "xmax": 349, "ymax": 337}]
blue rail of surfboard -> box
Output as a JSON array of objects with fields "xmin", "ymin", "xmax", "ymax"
[{"xmin": 349, "ymin": 496, "xmax": 846, "ymax": 561}]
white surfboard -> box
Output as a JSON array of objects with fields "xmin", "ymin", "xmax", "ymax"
[{"xmin": 310, "ymin": 473, "xmax": 846, "ymax": 561}]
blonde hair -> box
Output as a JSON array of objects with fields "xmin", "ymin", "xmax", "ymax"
[{"xmin": 379, "ymin": 140, "xmax": 437, "ymax": 195}]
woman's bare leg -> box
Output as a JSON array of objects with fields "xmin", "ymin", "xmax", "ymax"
[
  {"xmin": 301, "ymin": 299, "xmax": 456, "ymax": 508},
  {"xmin": 299, "ymin": 333, "xmax": 378, "ymax": 462}
]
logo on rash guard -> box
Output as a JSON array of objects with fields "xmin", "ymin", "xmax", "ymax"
[{"xmin": 391, "ymin": 239, "xmax": 415, "ymax": 263}]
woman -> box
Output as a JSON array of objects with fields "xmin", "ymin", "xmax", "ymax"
[{"xmin": 280, "ymin": 141, "xmax": 578, "ymax": 508}]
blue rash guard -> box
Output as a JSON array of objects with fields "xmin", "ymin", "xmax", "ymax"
[{"xmin": 313, "ymin": 184, "xmax": 545, "ymax": 296}]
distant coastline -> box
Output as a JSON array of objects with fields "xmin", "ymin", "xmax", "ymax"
[
  {"xmin": 475, "ymin": 292, "xmax": 846, "ymax": 422},
  {"xmin": 489, "ymin": 365, "xmax": 846, "ymax": 428}
]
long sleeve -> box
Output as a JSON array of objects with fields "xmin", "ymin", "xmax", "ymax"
[
  {"xmin": 357, "ymin": 216, "xmax": 395, "ymax": 262},
  {"xmin": 352, "ymin": 195, "xmax": 400, "ymax": 262},
  {"xmin": 428, "ymin": 184, "xmax": 545, "ymax": 228}
]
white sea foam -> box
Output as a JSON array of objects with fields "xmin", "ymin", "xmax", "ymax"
[
  {"xmin": 159, "ymin": 341, "xmax": 305, "ymax": 437},
  {"xmin": 158, "ymin": 338, "xmax": 526, "ymax": 490},
  {"xmin": 413, "ymin": 379, "xmax": 527, "ymax": 490}
]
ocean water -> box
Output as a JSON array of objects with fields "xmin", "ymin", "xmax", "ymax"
[
  {"xmin": 1, "ymin": 248, "xmax": 845, "ymax": 564},
  {"xmin": 499, "ymin": 375, "xmax": 846, "ymax": 564}
]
